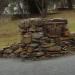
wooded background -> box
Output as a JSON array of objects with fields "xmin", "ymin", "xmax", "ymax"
[{"xmin": 0, "ymin": 0, "xmax": 75, "ymax": 16}]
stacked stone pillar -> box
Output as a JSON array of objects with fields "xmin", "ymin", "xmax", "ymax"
[{"xmin": 19, "ymin": 18, "xmax": 69, "ymax": 58}]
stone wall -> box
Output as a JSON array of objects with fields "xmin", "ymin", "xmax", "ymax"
[
  {"xmin": 18, "ymin": 18, "xmax": 70, "ymax": 58},
  {"xmin": 0, "ymin": 18, "xmax": 74, "ymax": 60}
]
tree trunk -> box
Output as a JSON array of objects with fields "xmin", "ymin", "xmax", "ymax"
[
  {"xmin": 67, "ymin": 0, "xmax": 73, "ymax": 9},
  {"xmin": 0, "ymin": 0, "xmax": 9, "ymax": 15}
]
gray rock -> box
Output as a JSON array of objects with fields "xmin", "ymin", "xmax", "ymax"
[
  {"xmin": 22, "ymin": 37, "xmax": 32, "ymax": 44},
  {"xmin": 20, "ymin": 19, "xmax": 30, "ymax": 29},
  {"xmin": 4, "ymin": 49, "xmax": 13, "ymax": 54},
  {"xmin": 48, "ymin": 46, "xmax": 61, "ymax": 51},
  {"xmin": 23, "ymin": 34, "xmax": 31, "ymax": 38},
  {"xmin": 35, "ymin": 52, "xmax": 44, "ymax": 57},
  {"xmin": 32, "ymin": 39, "xmax": 40, "ymax": 43},
  {"xmin": 9, "ymin": 53, "xmax": 17, "ymax": 58},
  {"xmin": 3, "ymin": 54, "xmax": 9, "ymax": 58},
  {"xmin": 10, "ymin": 44, "xmax": 19, "ymax": 50},
  {"xmin": 29, "ymin": 43, "xmax": 39, "ymax": 48},
  {"xmin": 0, "ymin": 48, "xmax": 4, "ymax": 52},
  {"xmin": 14, "ymin": 48, "xmax": 22, "ymax": 54},
  {"xmin": 41, "ymin": 43, "xmax": 51, "ymax": 48},
  {"xmin": 20, "ymin": 51, "xmax": 28, "ymax": 58},
  {"xmin": 32, "ymin": 32, "xmax": 44, "ymax": 39},
  {"xmin": 36, "ymin": 27, "xmax": 43, "ymax": 32},
  {"xmin": 29, "ymin": 27, "xmax": 36, "ymax": 32},
  {"xmin": 34, "ymin": 47, "xmax": 42, "ymax": 52}
]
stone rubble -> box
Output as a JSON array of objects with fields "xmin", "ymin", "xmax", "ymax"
[{"xmin": 0, "ymin": 18, "xmax": 75, "ymax": 60}]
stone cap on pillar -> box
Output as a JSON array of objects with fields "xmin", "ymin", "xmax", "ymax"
[{"xmin": 19, "ymin": 18, "xmax": 67, "ymax": 29}]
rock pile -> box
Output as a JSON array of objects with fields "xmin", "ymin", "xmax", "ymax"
[
  {"xmin": 18, "ymin": 18, "xmax": 71, "ymax": 59},
  {"xmin": 0, "ymin": 18, "xmax": 75, "ymax": 60},
  {"xmin": 0, "ymin": 39, "xmax": 75, "ymax": 60}
]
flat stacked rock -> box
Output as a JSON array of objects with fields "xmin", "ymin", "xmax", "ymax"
[
  {"xmin": 0, "ymin": 18, "xmax": 75, "ymax": 60},
  {"xmin": 18, "ymin": 18, "xmax": 72, "ymax": 59}
]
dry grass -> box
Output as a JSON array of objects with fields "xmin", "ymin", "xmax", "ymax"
[
  {"xmin": 48, "ymin": 10, "xmax": 75, "ymax": 32},
  {"xmin": 0, "ymin": 17, "xmax": 21, "ymax": 48}
]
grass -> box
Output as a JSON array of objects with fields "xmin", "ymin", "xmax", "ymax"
[
  {"xmin": 0, "ymin": 18, "xmax": 21, "ymax": 48},
  {"xmin": 48, "ymin": 10, "xmax": 75, "ymax": 31},
  {"xmin": 0, "ymin": 10, "xmax": 75, "ymax": 48}
]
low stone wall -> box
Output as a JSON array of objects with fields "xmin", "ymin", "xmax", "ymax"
[
  {"xmin": 18, "ymin": 18, "xmax": 71, "ymax": 59},
  {"xmin": 0, "ymin": 18, "xmax": 75, "ymax": 60}
]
